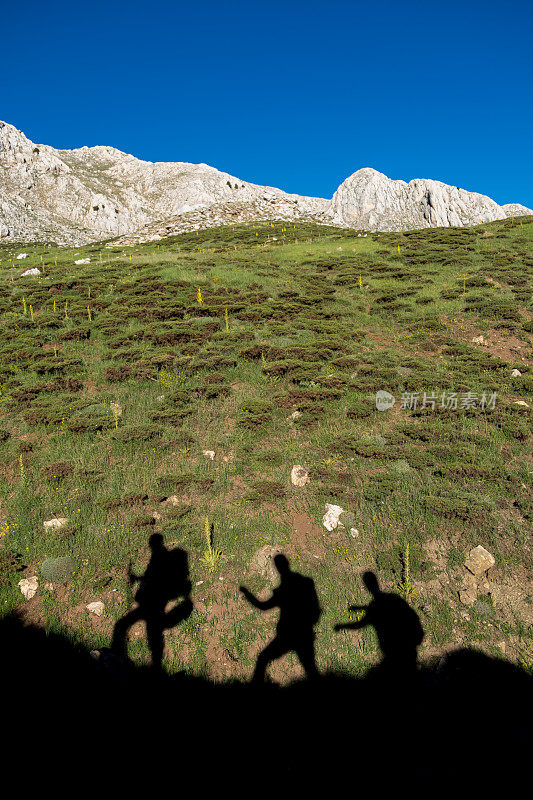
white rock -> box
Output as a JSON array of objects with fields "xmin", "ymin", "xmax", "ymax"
[
  {"xmin": 86, "ymin": 601, "xmax": 104, "ymax": 617},
  {"xmin": 1, "ymin": 120, "xmax": 530, "ymax": 247},
  {"xmin": 511, "ymin": 369, "xmax": 522, "ymax": 377},
  {"xmin": 74, "ymin": 258, "xmax": 90, "ymax": 264},
  {"xmin": 16, "ymin": 253, "xmax": 28, "ymax": 259},
  {"xmin": 322, "ymin": 503, "xmax": 345, "ymax": 532},
  {"xmin": 161, "ymin": 494, "xmax": 181, "ymax": 507},
  {"xmin": 472, "ymin": 335, "xmax": 485, "ymax": 345},
  {"xmin": 21, "ymin": 267, "xmax": 41, "ymax": 276},
  {"xmin": 18, "ymin": 576, "xmax": 38, "ymax": 599},
  {"xmin": 464, "ymin": 545, "xmax": 495, "ymax": 576},
  {"xmin": 202, "ymin": 450, "xmax": 215, "ymax": 460},
  {"xmin": 43, "ymin": 516, "xmax": 68, "ymax": 530},
  {"xmin": 514, "ymin": 400, "xmax": 530, "ymax": 407},
  {"xmin": 291, "ymin": 465, "xmax": 310, "ymax": 487},
  {"xmin": 328, "ymin": 168, "xmax": 519, "ymax": 230}
]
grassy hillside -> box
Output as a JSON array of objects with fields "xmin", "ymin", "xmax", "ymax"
[{"xmin": 0, "ymin": 218, "xmax": 531, "ymax": 681}]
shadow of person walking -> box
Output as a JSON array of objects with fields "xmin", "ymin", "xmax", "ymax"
[
  {"xmin": 112, "ymin": 533, "xmax": 193, "ymax": 671},
  {"xmin": 335, "ymin": 571, "xmax": 423, "ymax": 678},
  {"xmin": 240, "ymin": 553, "xmax": 321, "ymax": 683}
]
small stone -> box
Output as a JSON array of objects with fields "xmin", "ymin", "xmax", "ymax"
[
  {"xmin": 349, "ymin": 528, "xmax": 360, "ymax": 538},
  {"xmin": 323, "ymin": 503, "xmax": 345, "ymax": 532},
  {"xmin": 249, "ymin": 545, "xmax": 282, "ymax": 583},
  {"xmin": 16, "ymin": 253, "xmax": 28, "ymax": 259},
  {"xmin": 44, "ymin": 582, "xmax": 54, "ymax": 592},
  {"xmin": 43, "ymin": 516, "xmax": 68, "ymax": 530},
  {"xmin": 18, "ymin": 576, "xmax": 38, "ymax": 599},
  {"xmin": 464, "ymin": 545, "xmax": 495, "ymax": 576},
  {"xmin": 459, "ymin": 572, "xmax": 477, "ymax": 605},
  {"xmin": 74, "ymin": 258, "xmax": 90, "ymax": 264},
  {"xmin": 472, "ymin": 335, "xmax": 484, "ymax": 344},
  {"xmin": 511, "ymin": 369, "xmax": 522, "ymax": 377},
  {"xmin": 290, "ymin": 410, "xmax": 302, "ymax": 420},
  {"xmin": 151, "ymin": 511, "xmax": 162, "ymax": 521},
  {"xmin": 21, "ymin": 267, "xmax": 41, "ymax": 277},
  {"xmin": 161, "ymin": 494, "xmax": 181, "ymax": 507},
  {"xmin": 291, "ymin": 465, "xmax": 310, "ymax": 487},
  {"xmin": 86, "ymin": 601, "xmax": 104, "ymax": 617},
  {"xmin": 202, "ymin": 450, "xmax": 215, "ymax": 460},
  {"xmin": 514, "ymin": 400, "xmax": 529, "ymax": 407}
]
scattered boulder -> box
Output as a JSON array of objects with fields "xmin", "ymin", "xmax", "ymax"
[
  {"xmin": 465, "ymin": 545, "xmax": 495, "ymax": 576},
  {"xmin": 291, "ymin": 465, "xmax": 309, "ymax": 487},
  {"xmin": 202, "ymin": 450, "xmax": 215, "ymax": 460},
  {"xmin": 43, "ymin": 517, "xmax": 68, "ymax": 530},
  {"xmin": 86, "ymin": 601, "xmax": 105, "ymax": 617},
  {"xmin": 74, "ymin": 258, "xmax": 90, "ymax": 264},
  {"xmin": 472, "ymin": 335, "xmax": 485, "ymax": 345},
  {"xmin": 21, "ymin": 267, "xmax": 41, "ymax": 277},
  {"xmin": 323, "ymin": 503, "xmax": 345, "ymax": 532},
  {"xmin": 18, "ymin": 576, "xmax": 38, "ymax": 599},
  {"xmin": 511, "ymin": 369, "xmax": 522, "ymax": 377},
  {"xmin": 249, "ymin": 545, "xmax": 282, "ymax": 583},
  {"xmin": 459, "ymin": 572, "xmax": 477, "ymax": 605},
  {"xmin": 40, "ymin": 556, "xmax": 76, "ymax": 583},
  {"xmin": 460, "ymin": 545, "xmax": 495, "ymax": 605},
  {"xmin": 16, "ymin": 253, "xmax": 28, "ymax": 259}
]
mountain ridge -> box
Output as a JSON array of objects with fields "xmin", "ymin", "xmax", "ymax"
[{"xmin": 1, "ymin": 120, "xmax": 531, "ymax": 245}]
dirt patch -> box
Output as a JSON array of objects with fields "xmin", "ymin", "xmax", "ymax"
[{"xmin": 442, "ymin": 313, "xmax": 531, "ymax": 364}]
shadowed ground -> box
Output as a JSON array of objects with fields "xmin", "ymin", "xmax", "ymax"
[{"xmin": 2, "ymin": 610, "xmax": 530, "ymax": 792}]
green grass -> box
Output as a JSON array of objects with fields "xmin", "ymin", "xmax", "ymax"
[{"xmin": 0, "ymin": 217, "xmax": 531, "ymax": 682}]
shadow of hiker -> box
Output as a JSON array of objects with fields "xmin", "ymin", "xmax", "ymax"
[
  {"xmin": 335, "ymin": 570, "xmax": 424, "ymax": 678},
  {"xmin": 240, "ymin": 553, "xmax": 321, "ymax": 682},
  {"xmin": 111, "ymin": 533, "xmax": 192, "ymax": 670}
]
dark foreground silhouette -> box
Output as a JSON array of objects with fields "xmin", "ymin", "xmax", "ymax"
[
  {"xmin": 2, "ymin": 549, "xmax": 531, "ymax": 790},
  {"xmin": 336, "ymin": 570, "xmax": 424, "ymax": 677},
  {"xmin": 240, "ymin": 554, "xmax": 321, "ymax": 681},
  {"xmin": 2, "ymin": 610, "xmax": 531, "ymax": 791},
  {"xmin": 111, "ymin": 534, "xmax": 192, "ymax": 668}
]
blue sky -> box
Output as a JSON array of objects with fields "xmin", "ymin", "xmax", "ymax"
[{"xmin": 3, "ymin": 0, "xmax": 532, "ymax": 205}]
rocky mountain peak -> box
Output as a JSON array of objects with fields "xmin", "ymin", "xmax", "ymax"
[{"xmin": 0, "ymin": 120, "xmax": 531, "ymax": 245}]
